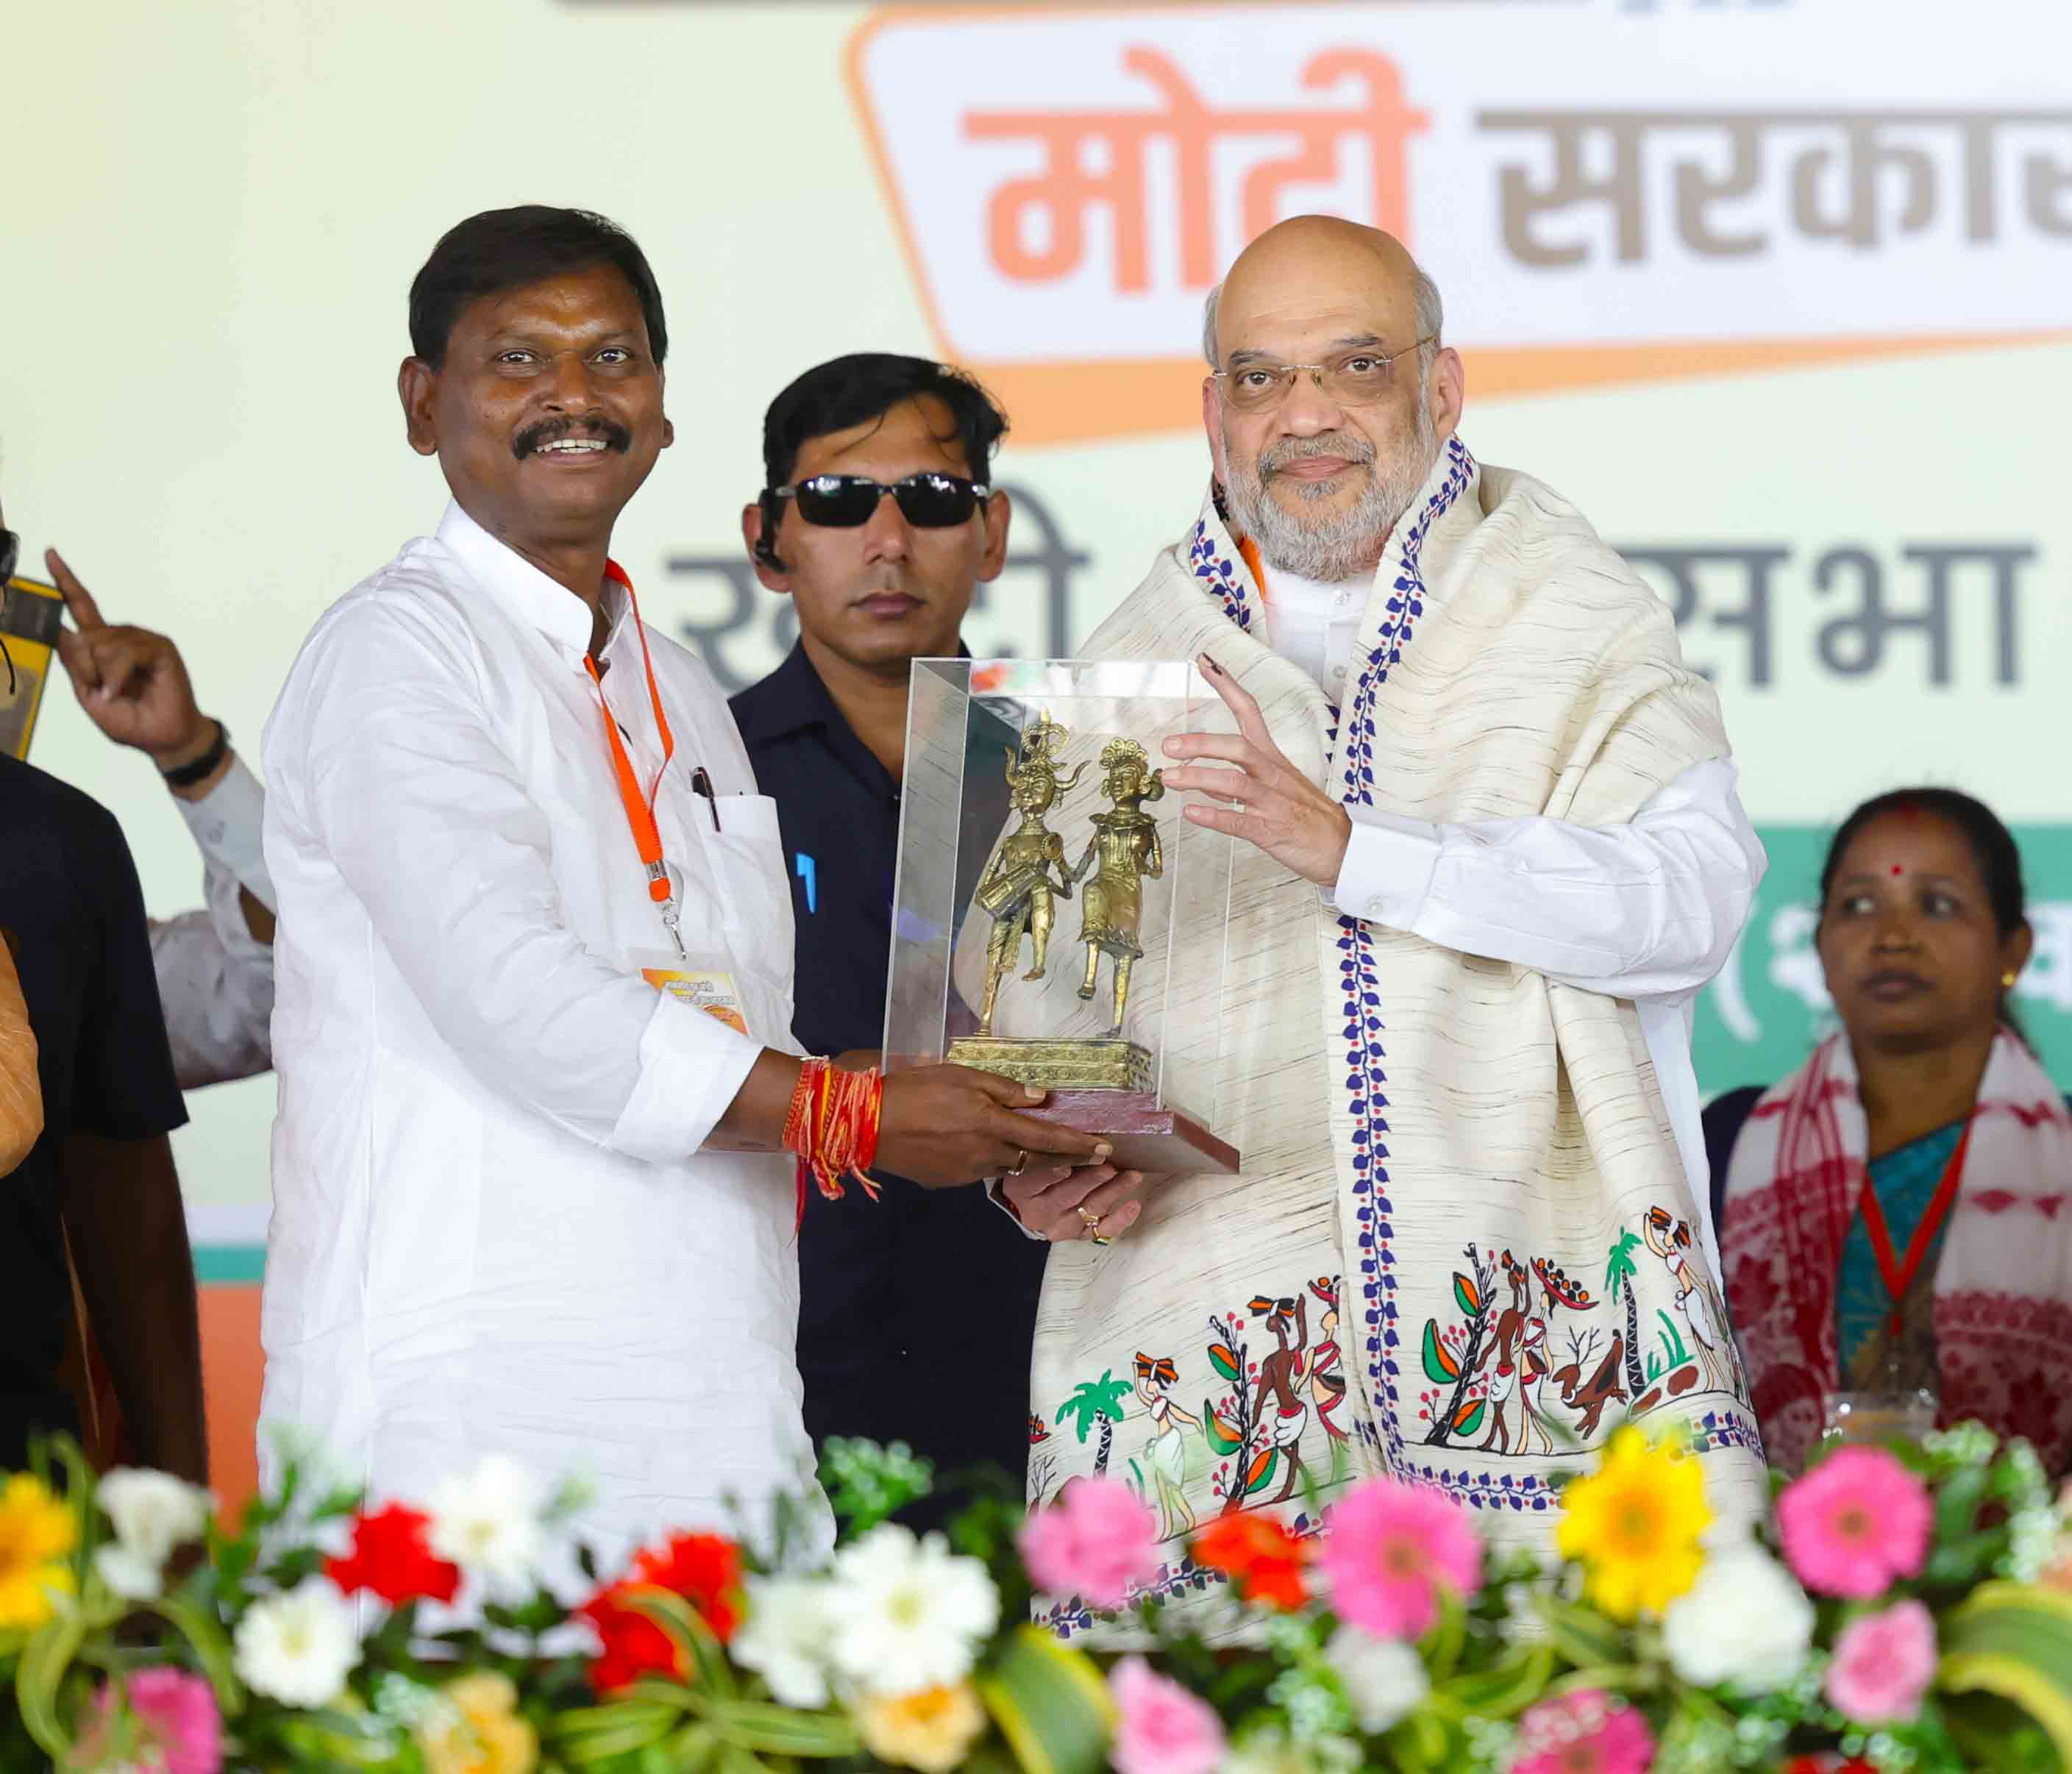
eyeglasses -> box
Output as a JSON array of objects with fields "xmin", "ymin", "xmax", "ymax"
[
  {"xmin": 766, "ymin": 471, "xmax": 990, "ymax": 530},
  {"xmin": 1211, "ymin": 339, "xmax": 1436, "ymax": 414}
]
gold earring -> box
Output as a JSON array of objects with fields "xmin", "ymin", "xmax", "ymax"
[{"xmin": 2003, "ymin": 971, "xmax": 2019, "ymax": 988}]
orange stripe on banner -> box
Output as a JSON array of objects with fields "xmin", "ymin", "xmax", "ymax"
[
  {"xmin": 199, "ymin": 1285, "xmax": 263, "ymax": 1524},
  {"xmin": 966, "ymin": 331, "xmax": 2071, "ymax": 446}
]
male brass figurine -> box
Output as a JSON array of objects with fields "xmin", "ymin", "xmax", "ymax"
[{"xmin": 972, "ymin": 713, "xmax": 1085, "ymax": 1036}]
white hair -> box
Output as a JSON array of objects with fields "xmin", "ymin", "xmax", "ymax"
[{"xmin": 1200, "ymin": 262, "xmax": 1445, "ymax": 369}]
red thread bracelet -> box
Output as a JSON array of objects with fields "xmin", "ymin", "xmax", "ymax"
[{"xmin": 783, "ymin": 1059, "xmax": 885, "ymax": 1230}]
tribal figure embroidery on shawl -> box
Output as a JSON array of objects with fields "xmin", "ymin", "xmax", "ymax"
[
  {"xmin": 1201, "ymin": 1290, "xmax": 1344, "ymax": 1517},
  {"xmin": 1033, "ymin": 1285, "xmax": 1343, "ymax": 1637},
  {"xmin": 1417, "ymin": 1249, "xmax": 1604, "ymax": 1455}
]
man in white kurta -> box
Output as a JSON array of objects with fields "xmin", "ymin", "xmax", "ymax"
[
  {"xmin": 1011, "ymin": 218, "xmax": 1768, "ymax": 1627},
  {"xmin": 260, "ymin": 207, "xmax": 1100, "ymax": 1570}
]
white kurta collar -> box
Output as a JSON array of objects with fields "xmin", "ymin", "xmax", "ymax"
[{"xmin": 435, "ymin": 499, "xmax": 616, "ymax": 661}]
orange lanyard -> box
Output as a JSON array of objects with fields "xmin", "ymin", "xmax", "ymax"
[
  {"xmin": 1856, "ymin": 1119, "xmax": 1973, "ymax": 1338},
  {"xmin": 584, "ymin": 562, "xmax": 686, "ymax": 956}
]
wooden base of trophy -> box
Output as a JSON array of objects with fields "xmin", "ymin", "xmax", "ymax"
[{"xmin": 944, "ymin": 1036, "xmax": 1240, "ymax": 1174}]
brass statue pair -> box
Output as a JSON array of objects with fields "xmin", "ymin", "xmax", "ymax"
[{"xmin": 972, "ymin": 713, "xmax": 1164, "ymax": 1041}]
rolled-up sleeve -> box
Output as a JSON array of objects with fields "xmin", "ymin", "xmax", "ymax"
[
  {"xmin": 149, "ymin": 858, "xmax": 274, "ymax": 1089},
  {"xmin": 275, "ymin": 597, "xmax": 761, "ymax": 1164},
  {"xmin": 1328, "ymin": 756, "xmax": 1765, "ymax": 1002}
]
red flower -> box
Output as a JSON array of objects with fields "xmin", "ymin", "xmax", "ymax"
[
  {"xmin": 1189, "ymin": 1512, "xmax": 1309, "ymax": 1610},
  {"xmin": 575, "ymin": 1531, "xmax": 744, "ymax": 1696},
  {"xmin": 325, "ymin": 1502, "xmax": 461, "ymax": 1607},
  {"xmin": 1783, "ymin": 1759, "xmax": 1876, "ymax": 1774}
]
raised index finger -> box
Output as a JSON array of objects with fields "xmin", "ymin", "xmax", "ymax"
[
  {"xmin": 1197, "ymin": 652, "xmax": 1272, "ymax": 748},
  {"xmin": 44, "ymin": 551, "xmax": 104, "ymax": 632}
]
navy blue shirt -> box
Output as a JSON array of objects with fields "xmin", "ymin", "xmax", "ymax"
[
  {"xmin": 732, "ymin": 645, "xmax": 1045, "ymax": 1511},
  {"xmin": 0, "ymin": 755, "xmax": 187, "ymax": 1464}
]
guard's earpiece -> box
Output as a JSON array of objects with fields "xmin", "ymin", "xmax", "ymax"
[{"xmin": 754, "ymin": 491, "xmax": 786, "ymax": 573}]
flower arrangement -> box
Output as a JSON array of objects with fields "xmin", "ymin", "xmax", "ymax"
[{"xmin": 4, "ymin": 1421, "xmax": 2072, "ymax": 1773}]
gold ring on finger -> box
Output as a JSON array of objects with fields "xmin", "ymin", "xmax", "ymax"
[
  {"xmin": 1008, "ymin": 1149, "xmax": 1030, "ymax": 1177},
  {"xmin": 1078, "ymin": 1205, "xmax": 1112, "ymax": 1247}
]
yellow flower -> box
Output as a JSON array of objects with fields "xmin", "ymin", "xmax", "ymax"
[
  {"xmin": 416, "ymin": 1672, "xmax": 538, "ymax": 1774},
  {"xmin": 1556, "ymin": 1425, "xmax": 1712, "ymax": 1620},
  {"xmin": 0, "ymin": 1473, "xmax": 76, "ymax": 1628},
  {"xmin": 853, "ymin": 1682, "xmax": 989, "ymax": 1773}
]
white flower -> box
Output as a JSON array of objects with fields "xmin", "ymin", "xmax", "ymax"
[
  {"xmin": 233, "ymin": 1578, "xmax": 362, "ymax": 1707},
  {"xmin": 93, "ymin": 1543, "xmax": 165, "ymax": 1601},
  {"xmin": 426, "ymin": 1454, "xmax": 545, "ymax": 1589},
  {"xmin": 733, "ymin": 1574, "xmax": 838, "ymax": 1707},
  {"xmin": 1322, "ymin": 1624, "xmax": 1429, "ymax": 1734},
  {"xmin": 822, "ymin": 1524, "xmax": 1000, "ymax": 1697},
  {"xmin": 1221, "ymin": 1724, "xmax": 1363, "ymax": 1773},
  {"xmin": 99, "ymin": 1468, "xmax": 211, "ymax": 1566},
  {"xmin": 1662, "ymin": 1540, "xmax": 1815, "ymax": 1694}
]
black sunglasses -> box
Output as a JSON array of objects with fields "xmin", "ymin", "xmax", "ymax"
[{"xmin": 766, "ymin": 471, "xmax": 989, "ymax": 530}]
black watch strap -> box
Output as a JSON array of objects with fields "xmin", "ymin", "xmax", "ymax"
[{"xmin": 160, "ymin": 720, "xmax": 229, "ymax": 788}]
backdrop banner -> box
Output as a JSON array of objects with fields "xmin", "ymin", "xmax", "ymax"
[{"xmin": 8, "ymin": 0, "xmax": 2066, "ymax": 1505}]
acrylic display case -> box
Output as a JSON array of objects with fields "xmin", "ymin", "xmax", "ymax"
[{"xmin": 883, "ymin": 658, "xmax": 1240, "ymax": 1172}]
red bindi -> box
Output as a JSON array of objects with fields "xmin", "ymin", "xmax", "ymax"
[{"xmin": 1890, "ymin": 865, "xmax": 1904, "ymax": 877}]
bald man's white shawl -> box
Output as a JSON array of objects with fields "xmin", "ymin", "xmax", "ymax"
[{"xmin": 1026, "ymin": 437, "xmax": 1765, "ymax": 1636}]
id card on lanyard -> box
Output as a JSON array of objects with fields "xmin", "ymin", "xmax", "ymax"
[{"xmin": 586, "ymin": 563, "xmax": 747, "ymax": 1036}]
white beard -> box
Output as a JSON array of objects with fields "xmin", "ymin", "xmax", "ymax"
[{"xmin": 1222, "ymin": 396, "xmax": 1439, "ymax": 585}]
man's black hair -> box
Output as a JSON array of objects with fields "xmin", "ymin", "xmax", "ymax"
[
  {"xmin": 408, "ymin": 205, "xmax": 668, "ymax": 369},
  {"xmin": 761, "ymin": 354, "xmax": 1008, "ymax": 489}
]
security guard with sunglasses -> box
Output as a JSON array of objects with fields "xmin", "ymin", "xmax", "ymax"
[{"xmin": 733, "ymin": 355, "xmax": 1128, "ymax": 1520}]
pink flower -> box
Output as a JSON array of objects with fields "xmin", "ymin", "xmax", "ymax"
[
  {"xmin": 1776, "ymin": 1447, "xmax": 1932, "ymax": 1599},
  {"xmin": 1318, "ymin": 1477, "xmax": 1481, "ymax": 1641},
  {"xmin": 1108, "ymin": 1656, "xmax": 1225, "ymax": 1774},
  {"xmin": 1017, "ymin": 1478, "xmax": 1161, "ymax": 1611},
  {"xmin": 1509, "ymin": 1690, "xmax": 1655, "ymax": 1774},
  {"xmin": 1825, "ymin": 1600, "xmax": 1937, "ymax": 1725},
  {"xmin": 83, "ymin": 1667, "xmax": 223, "ymax": 1774}
]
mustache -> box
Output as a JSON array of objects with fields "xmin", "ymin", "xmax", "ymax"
[
  {"xmin": 512, "ymin": 416, "xmax": 634, "ymax": 459},
  {"xmin": 1258, "ymin": 432, "xmax": 1375, "ymax": 478}
]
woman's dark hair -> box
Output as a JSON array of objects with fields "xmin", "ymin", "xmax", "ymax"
[
  {"xmin": 761, "ymin": 354, "xmax": 1008, "ymax": 490},
  {"xmin": 1818, "ymin": 786, "xmax": 2029, "ymax": 1032},
  {"xmin": 1818, "ymin": 787, "xmax": 2026, "ymax": 937},
  {"xmin": 408, "ymin": 206, "xmax": 667, "ymax": 369}
]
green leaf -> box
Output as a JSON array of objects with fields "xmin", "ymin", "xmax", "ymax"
[
  {"xmin": 549, "ymin": 1700, "xmax": 680, "ymax": 1764},
  {"xmin": 1531, "ymin": 1597, "xmax": 1626, "ymax": 1673},
  {"xmin": 1422, "ymin": 1321, "xmax": 1460, "ymax": 1386},
  {"xmin": 1420, "ymin": 1587, "xmax": 1467, "ymax": 1683},
  {"xmin": 1208, "ymin": 1344, "xmax": 1242, "ymax": 1386},
  {"xmin": 708, "ymin": 1697, "xmax": 861, "ymax": 1758},
  {"xmin": 1936, "ymin": 1460, "xmax": 1992, "ymax": 1541},
  {"xmin": 1940, "ymin": 1581, "xmax": 2072, "ymax": 1764},
  {"xmin": 624, "ymin": 1589, "xmax": 735, "ymax": 1699},
  {"xmin": 1203, "ymin": 1403, "xmax": 1242, "ymax": 1457},
  {"xmin": 141, "ymin": 1592, "xmax": 246, "ymax": 1720},
  {"xmin": 1435, "ymin": 1643, "xmax": 1554, "ymax": 1720},
  {"xmin": 1453, "ymin": 1272, "xmax": 1482, "ymax": 1317},
  {"xmin": 14, "ymin": 1605, "xmax": 90, "ymax": 1757},
  {"xmin": 978, "ymin": 1625, "xmax": 1114, "ymax": 1774}
]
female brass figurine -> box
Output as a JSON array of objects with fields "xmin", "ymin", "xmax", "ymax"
[{"xmin": 1072, "ymin": 738, "xmax": 1165, "ymax": 1036}]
